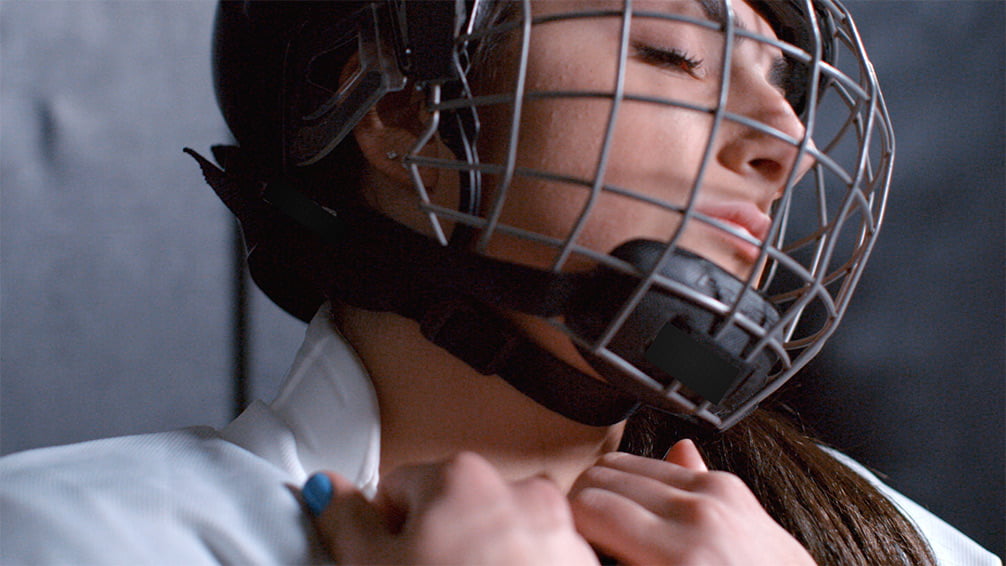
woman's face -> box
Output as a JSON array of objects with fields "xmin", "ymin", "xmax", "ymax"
[{"xmin": 469, "ymin": 0, "xmax": 811, "ymax": 281}]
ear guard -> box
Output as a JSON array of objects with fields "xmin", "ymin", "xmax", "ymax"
[
  {"xmin": 282, "ymin": 0, "xmax": 476, "ymax": 168},
  {"xmin": 568, "ymin": 241, "xmax": 783, "ymax": 429}
]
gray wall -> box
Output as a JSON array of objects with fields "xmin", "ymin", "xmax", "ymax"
[
  {"xmin": 1, "ymin": 0, "xmax": 1002, "ymax": 558},
  {"xmin": 0, "ymin": 0, "xmax": 304, "ymax": 452},
  {"xmin": 784, "ymin": 2, "xmax": 1005, "ymax": 557}
]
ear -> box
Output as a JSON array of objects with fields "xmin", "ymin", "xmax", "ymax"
[{"xmin": 346, "ymin": 54, "xmax": 437, "ymax": 188}]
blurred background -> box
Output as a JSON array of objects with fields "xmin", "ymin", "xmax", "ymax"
[{"xmin": 1, "ymin": 0, "xmax": 1002, "ymax": 557}]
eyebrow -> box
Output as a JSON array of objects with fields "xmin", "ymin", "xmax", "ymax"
[
  {"xmin": 693, "ymin": 0, "xmax": 794, "ymax": 93},
  {"xmin": 694, "ymin": 0, "xmax": 750, "ymax": 33}
]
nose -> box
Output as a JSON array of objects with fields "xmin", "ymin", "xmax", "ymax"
[{"xmin": 715, "ymin": 66, "xmax": 813, "ymax": 208}]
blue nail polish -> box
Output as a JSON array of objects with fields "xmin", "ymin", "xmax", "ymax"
[{"xmin": 302, "ymin": 473, "xmax": 333, "ymax": 517}]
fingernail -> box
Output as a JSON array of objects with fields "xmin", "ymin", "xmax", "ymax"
[{"xmin": 302, "ymin": 473, "xmax": 333, "ymax": 517}]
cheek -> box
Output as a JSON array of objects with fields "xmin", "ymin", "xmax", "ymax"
[
  {"xmin": 604, "ymin": 99, "xmax": 714, "ymax": 201},
  {"xmin": 469, "ymin": 18, "xmax": 718, "ymax": 267},
  {"xmin": 475, "ymin": 56, "xmax": 619, "ymax": 267},
  {"xmin": 515, "ymin": 98, "xmax": 612, "ymax": 182},
  {"xmin": 588, "ymin": 98, "xmax": 719, "ymax": 241},
  {"xmin": 477, "ymin": 93, "xmax": 718, "ymax": 268}
]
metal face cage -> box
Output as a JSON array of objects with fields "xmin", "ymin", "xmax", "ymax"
[{"xmin": 282, "ymin": 0, "xmax": 894, "ymax": 430}]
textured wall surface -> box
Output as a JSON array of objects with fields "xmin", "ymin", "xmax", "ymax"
[
  {"xmin": 0, "ymin": 0, "xmax": 305, "ymax": 452},
  {"xmin": 1, "ymin": 0, "xmax": 1002, "ymax": 558}
]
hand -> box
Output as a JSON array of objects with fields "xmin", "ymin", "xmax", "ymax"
[
  {"xmin": 303, "ymin": 452, "xmax": 600, "ymax": 565},
  {"xmin": 569, "ymin": 439, "xmax": 816, "ymax": 565}
]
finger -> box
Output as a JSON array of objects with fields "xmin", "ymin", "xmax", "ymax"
[
  {"xmin": 302, "ymin": 472, "xmax": 334, "ymax": 518},
  {"xmin": 371, "ymin": 460, "xmax": 446, "ymax": 533},
  {"xmin": 307, "ymin": 472, "xmax": 394, "ymax": 563},
  {"xmin": 375, "ymin": 452, "xmax": 507, "ymax": 532},
  {"xmin": 663, "ymin": 438, "xmax": 708, "ymax": 471},
  {"xmin": 510, "ymin": 475, "xmax": 575, "ymax": 531},
  {"xmin": 374, "ymin": 455, "xmax": 599, "ymax": 565},
  {"xmin": 587, "ymin": 451, "xmax": 703, "ymax": 490},
  {"xmin": 570, "ymin": 485, "xmax": 674, "ymax": 565},
  {"xmin": 571, "ymin": 463, "xmax": 700, "ymax": 520}
]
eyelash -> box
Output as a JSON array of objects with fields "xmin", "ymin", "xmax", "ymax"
[
  {"xmin": 633, "ymin": 43, "xmax": 703, "ymax": 76},
  {"xmin": 769, "ymin": 57, "xmax": 793, "ymax": 92},
  {"xmin": 770, "ymin": 56, "xmax": 805, "ymax": 111}
]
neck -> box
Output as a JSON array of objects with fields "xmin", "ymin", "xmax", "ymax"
[{"xmin": 334, "ymin": 303, "xmax": 623, "ymax": 492}]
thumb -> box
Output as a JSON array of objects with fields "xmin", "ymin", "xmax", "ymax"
[
  {"xmin": 664, "ymin": 438, "xmax": 708, "ymax": 471},
  {"xmin": 303, "ymin": 472, "xmax": 395, "ymax": 563}
]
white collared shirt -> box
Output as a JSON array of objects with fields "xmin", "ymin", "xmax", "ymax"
[
  {"xmin": 0, "ymin": 305, "xmax": 999, "ymax": 565},
  {"xmin": 0, "ymin": 307, "xmax": 377, "ymax": 564},
  {"xmin": 221, "ymin": 307, "xmax": 381, "ymax": 498}
]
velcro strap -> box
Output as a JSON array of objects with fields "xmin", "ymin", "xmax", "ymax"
[{"xmin": 420, "ymin": 298, "xmax": 639, "ymax": 427}]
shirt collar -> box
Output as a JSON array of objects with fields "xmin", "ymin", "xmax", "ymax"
[{"xmin": 221, "ymin": 304, "xmax": 382, "ymax": 497}]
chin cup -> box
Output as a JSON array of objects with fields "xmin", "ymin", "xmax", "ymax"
[{"xmin": 568, "ymin": 241, "xmax": 783, "ymax": 427}]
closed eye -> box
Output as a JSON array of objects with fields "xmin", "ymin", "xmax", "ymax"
[{"xmin": 633, "ymin": 42, "xmax": 704, "ymax": 77}]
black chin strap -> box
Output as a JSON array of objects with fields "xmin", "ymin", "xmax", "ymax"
[
  {"xmin": 188, "ymin": 147, "xmax": 639, "ymax": 427},
  {"xmin": 417, "ymin": 298, "xmax": 639, "ymax": 427}
]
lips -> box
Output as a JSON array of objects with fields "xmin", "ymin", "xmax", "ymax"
[{"xmin": 692, "ymin": 201, "xmax": 772, "ymax": 264}]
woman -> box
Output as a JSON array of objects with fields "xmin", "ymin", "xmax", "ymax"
[
  {"xmin": 201, "ymin": 0, "xmax": 989, "ymax": 563},
  {"xmin": 1, "ymin": 0, "xmax": 998, "ymax": 564}
]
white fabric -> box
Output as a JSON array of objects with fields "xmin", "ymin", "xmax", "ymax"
[
  {"xmin": 221, "ymin": 309, "xmax": 381, "ymax": 497},
  {"xmin": 825, "ymin": 448, "xmax": 1002, "ymax": 566},
  {"xmin": 0, "ymin": 305, "xmax": 999, "ymax": 565},
  {"xmin": 0, "ymin": 307, "xmax": 378, "ymax": 565}
]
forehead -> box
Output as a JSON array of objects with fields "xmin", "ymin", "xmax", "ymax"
[{"xmin": 527, "ymin": 0, "xmax": 778, "ymax": 39}]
